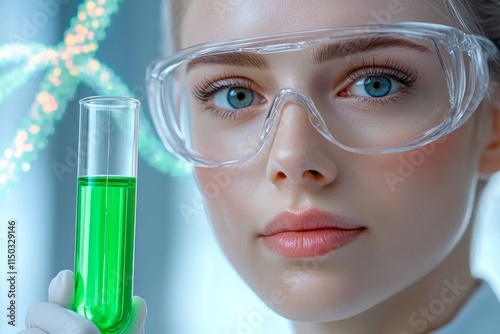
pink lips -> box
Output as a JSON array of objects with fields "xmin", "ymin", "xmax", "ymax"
[{"xmin": 260, "ymin": 209, "xmax": 365, "ymax": 259}]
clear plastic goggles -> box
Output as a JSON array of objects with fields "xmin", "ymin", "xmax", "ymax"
[{"xmin": 146, "ymin": 22, "xmax": 499, "ymax": 167}]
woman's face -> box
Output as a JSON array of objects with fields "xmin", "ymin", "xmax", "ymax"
[{"xmin": 182, "ymin": 0, "xmax": 493, "ymax": 321}]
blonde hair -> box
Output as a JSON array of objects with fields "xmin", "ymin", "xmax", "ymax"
[
  {"xmin": 435, "ymin": 0, "xmax": 500, "ymax": 80},
  {"xmin": 160, "ymin": 0, "xmax": 192, "ymax": 54},
  {"xmin": 441, "ymin": 0, "xmax": 500, "ymax": 44}
]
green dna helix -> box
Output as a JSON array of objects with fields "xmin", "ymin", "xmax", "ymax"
[{"xmin": 0, "ymin": 0, "xmax": 190, "ymax": 200}]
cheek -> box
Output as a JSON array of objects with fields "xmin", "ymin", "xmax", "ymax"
[
  {"xmin": 356, "ymin": 126, "xmax": 479, "ymax": 271},
  {"xmin": 194, "ymin": 163, "xmax": 262, "ymax": 243},
  {"xmin": 194, "ymin": 163, "xmax": 276, "ymax": 293}
]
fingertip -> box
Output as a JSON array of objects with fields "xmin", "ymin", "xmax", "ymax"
[
  {"xmin": 25, "ymin": 302, "xmax": 100, "ymax": 334},
  {"xmin": 25, "ymin": 302, "xmax": 44, "ymax": 328},
  {"xmin": 122, "ymin": 296, "xmax": 147, "ymax": 334},
  {"xmin": 48, "ymin": 270, "xmax": 74, "ymax": 308},
  {"xmin": 132, "ymin": 296, "xmax": 147, "ymax": 321}
]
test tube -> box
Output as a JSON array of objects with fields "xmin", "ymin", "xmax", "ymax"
[{"xmin": 74, "ymin": 96, "xmax": 139, "ymax": 333}]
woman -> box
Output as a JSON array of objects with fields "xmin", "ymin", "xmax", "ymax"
[{"xmin": 21, "ymin": 0, "xmax": 500, "ymax": 333}]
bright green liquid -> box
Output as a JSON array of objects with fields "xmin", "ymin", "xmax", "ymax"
[{"xmin": 74, "ymin": 176, "xmax": 136, "ymax": 333}]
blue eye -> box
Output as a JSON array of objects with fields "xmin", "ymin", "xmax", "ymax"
[
  {"xmin": 348, "ymin": 76, "xmax": 401, "ymax": 98},
  {"xmin": 364, "ymin": 77, "xmax": 392, "ymax": 97},
  {"xmin": 213, "ymin": 87, "xmax": 255, "ymax": 109}
]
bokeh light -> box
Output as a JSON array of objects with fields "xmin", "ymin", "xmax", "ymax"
[{"xmin": 0, "ymin": 0, "xmax": 190, "ymax": 199}]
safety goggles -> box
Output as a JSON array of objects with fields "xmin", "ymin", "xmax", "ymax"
[{"xmin": 146, "ymin": 22, "xmax": 499, "ymax": 167}]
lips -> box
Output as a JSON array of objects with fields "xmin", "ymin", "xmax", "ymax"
[{"xmin": 260, "ymin": 209, "xmax": 365, "ymax": 259}]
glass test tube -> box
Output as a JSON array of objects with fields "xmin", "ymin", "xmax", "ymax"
[{"xmin": 74, "ymin": 96, "xmax": 139, "ymax": 333}]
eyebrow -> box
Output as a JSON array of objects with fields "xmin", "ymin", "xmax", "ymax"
[
  {"xmin": 186, "ymin": 36, "xmax": 433, "ymax": 71},
  {"xmin": 187, "ymin": 52, "xmax": 269, "ymax": 71},
  {"xmin": 312, "ymin": 36, "xmax": 433, "ymax": 64}
]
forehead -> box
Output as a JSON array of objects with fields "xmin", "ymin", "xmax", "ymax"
[{"xmin": 180, "ymin": 0, "xmax": 451, "ymax": 48}]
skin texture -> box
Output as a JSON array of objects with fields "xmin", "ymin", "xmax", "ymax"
[{"xmin": 179, "ymin": 1, "xmax": 500, "ymax": 333}]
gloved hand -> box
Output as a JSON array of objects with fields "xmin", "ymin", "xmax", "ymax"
[{"xmin": 18, "ymin": 270, "xmax": 147, "ymax": 334}]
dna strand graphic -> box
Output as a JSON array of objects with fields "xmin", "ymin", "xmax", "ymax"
[{"xmin": 0, "ymin": 0, "xmax": 189, "ymax": 200}]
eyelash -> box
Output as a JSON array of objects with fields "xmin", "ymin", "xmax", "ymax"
[
  {"xmin": 347, "ymin": 58, "xmax": 418, "ymax": 85},
  {"xmin": 192, "ymin": 75, "xmax": 261, "ymax": 119},
  {"xmin": 193, "ymin": 74, "xmax": 257, "ymax": 102},
  {"xmin": 192, "ymin": 59, "xmax": 420, "ymax": 114},
  {"xmin": 344, "ymin": 58, "xmax": 419, "ymax": 101}
]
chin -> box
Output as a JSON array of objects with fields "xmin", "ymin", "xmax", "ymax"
[
  {"xmin": 269, "ymin": 296, "xmax": 372, "ymax": 323},
  {"xmin": 247, "ymin": 276, "xmax": 381, "ymax": 323}
]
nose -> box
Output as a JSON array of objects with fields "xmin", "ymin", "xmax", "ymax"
[{"xmin": 265, "ymin": 88, "xmax": 338, "ymax": 189}]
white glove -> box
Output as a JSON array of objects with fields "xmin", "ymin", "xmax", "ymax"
[{"xmin": 18, "ymin": 270, "xmax": 147, "ymax": 334}]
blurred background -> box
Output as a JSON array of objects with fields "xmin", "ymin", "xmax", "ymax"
[{"xmin": 0, "ymin": 0, "xmax": 498, "ymax": 333}]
